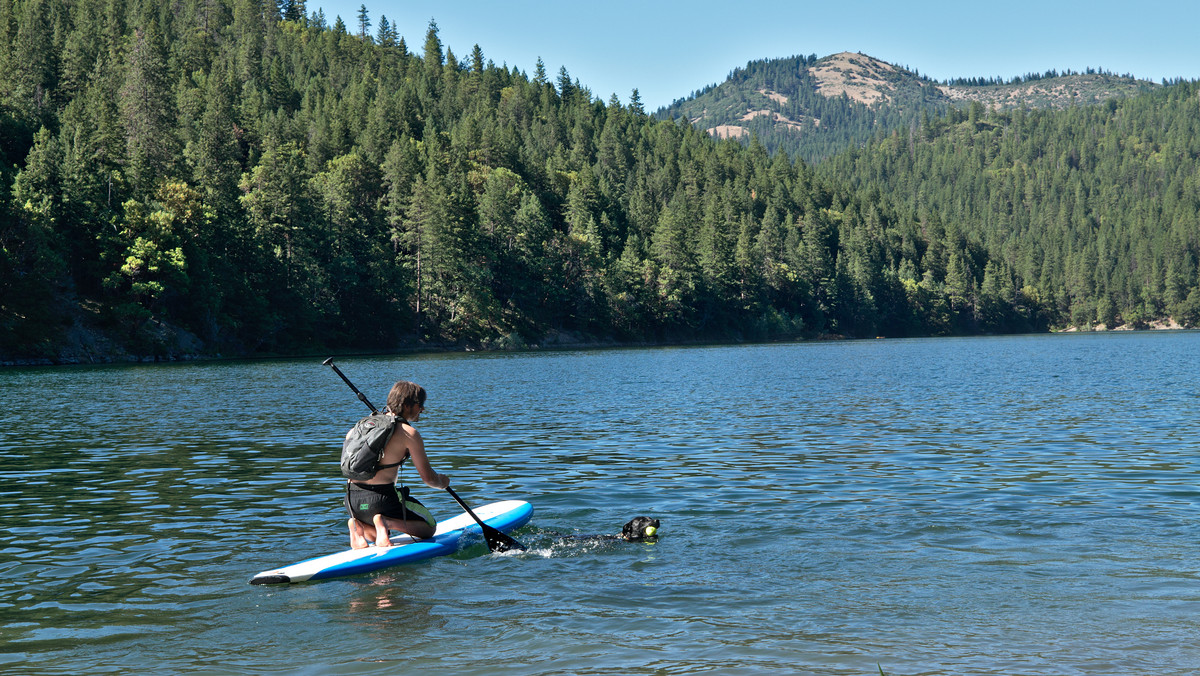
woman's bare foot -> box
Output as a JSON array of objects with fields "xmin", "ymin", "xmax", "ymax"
[
  {"xmin": 348, "ymin": 518, "xmax": 369, "ymax": 549},
  {"xmin": 373, "ymin": 515, "xmax": 392, "ymax": 548}
]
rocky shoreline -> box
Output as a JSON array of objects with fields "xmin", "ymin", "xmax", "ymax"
[{"xmin": 3, "ymin": 319, "xmax": 1192, "ymax": 367}]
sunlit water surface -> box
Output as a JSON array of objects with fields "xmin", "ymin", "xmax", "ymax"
[{"xmin": 2, "ymin": 331, "xmax": 1199, "ymax": 675}]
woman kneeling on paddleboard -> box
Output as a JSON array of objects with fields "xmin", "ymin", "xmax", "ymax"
[{"xmin": 344, "ymin": 381, "xmax": 450, "ymax": 549}]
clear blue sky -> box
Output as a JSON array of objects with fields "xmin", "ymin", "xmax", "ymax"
[{"xmin": 313, "ymin": 0, "xmax": 1200, "ymax": 111}]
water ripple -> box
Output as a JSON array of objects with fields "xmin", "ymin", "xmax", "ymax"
[{"xmin": 2, "ymin": 332, "xmax": 1200, "ymax": 674}]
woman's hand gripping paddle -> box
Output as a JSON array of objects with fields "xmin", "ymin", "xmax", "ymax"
[{"xmin": 324, "ymin": 358, "xmax": 527, "ymax": 554}]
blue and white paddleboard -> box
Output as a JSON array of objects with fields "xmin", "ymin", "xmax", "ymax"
[{"xmin": 249, "ymin": 500, "xmax": 533, "ymax": 584}]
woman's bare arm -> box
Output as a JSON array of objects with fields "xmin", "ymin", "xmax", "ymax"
[{"xmin": 404, "ymin": 426, "xmax": 450, "ymax": 489}]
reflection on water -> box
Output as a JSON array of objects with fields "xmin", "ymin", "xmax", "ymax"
[{"xmin": 2, "ymin": 332, "xmax": 1200, "ymax": 674}]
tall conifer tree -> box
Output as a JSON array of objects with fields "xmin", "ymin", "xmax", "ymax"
[{"xmin": 119, "ymin": 20, "xmax": 176, "ymax": 196}]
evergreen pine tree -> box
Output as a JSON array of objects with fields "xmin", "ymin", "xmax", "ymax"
[
  {"xmin": 423, "ymin": 20, "xmax": 443, "ymax": 78},
  {"xmin": 356, "ymin": 4, "xmax": 369, "ymax": 38},
  {"xmin": 119, "ymin": 20, "xmax": 177, "ymax": 196}
]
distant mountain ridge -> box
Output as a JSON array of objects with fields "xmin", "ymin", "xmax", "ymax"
[{"xmin": 659, "ymin": 51, "xmax": 1160, "ymax": 163}]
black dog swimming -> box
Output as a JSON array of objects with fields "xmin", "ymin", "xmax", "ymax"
[
  {"xmin": 619, "ymin": 516, "xmax": 660, "ymax": 541},
  {"xmin": 554, "ymin": 516, "xmax": 660, "ymax": 544}
]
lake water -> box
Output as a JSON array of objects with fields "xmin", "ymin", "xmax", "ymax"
[{"xmin": 2, "ymin": 332, "xmax": 1199, "ymax": 675}]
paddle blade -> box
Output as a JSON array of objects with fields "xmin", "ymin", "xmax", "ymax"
[
  {"xmin": 482, "ymin": 523, "xmax": 526, "ymax": 552},
  {"xmin": 444, "ymin": 486, "xmax": 527, "ymax": 553}
]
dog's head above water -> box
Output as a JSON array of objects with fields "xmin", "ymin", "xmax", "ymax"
[{"xmin": 621, "ymin": 516, "xmax": 660, "ymax": 541}]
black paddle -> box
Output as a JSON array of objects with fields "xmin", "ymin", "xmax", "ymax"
[
  {"xmin": 443, "ymin": 486, "xmax": 525, "ymax": 553},
  {"xmin": 323, "ymin": 358, "xmax": 526, "ymax": 553}
]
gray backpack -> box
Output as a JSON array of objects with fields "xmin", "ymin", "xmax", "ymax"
[{"xmin": 341, "ymin": 413, "xmax": 404, "ymax": 480}]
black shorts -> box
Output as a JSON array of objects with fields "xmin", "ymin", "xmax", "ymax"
[{"xmin": 344, "ymin": 482, "xmax": 436, "ymax": 528}]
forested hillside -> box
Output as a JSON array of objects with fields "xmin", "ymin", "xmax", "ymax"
[
  {"xmin": 661, "ymin": 53, "xmax": 949, "ymax": 163},
  {"xmin": 662, "ymin": 52, "xmax": 1158, "ymax": 164},
  {"xmin": 0, "ymin": 0, "xmax": 846, "ymax": 358},
  {"xmin": 1, "ymin": 0, "xmax": 1198, "ymax": 362},
  {"xmin": 821, "ymin": 89, "xmax": 1200, "ymax": 332}
]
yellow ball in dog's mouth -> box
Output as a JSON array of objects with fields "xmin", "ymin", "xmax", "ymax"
[{"xmin": 644, "ymin": 526, "xmax": 657, "ymax": 537}]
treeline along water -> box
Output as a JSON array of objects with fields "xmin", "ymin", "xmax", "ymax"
[{"xmin": 2, "ymin": 331, "xmax": 1199, "ymax": 674}]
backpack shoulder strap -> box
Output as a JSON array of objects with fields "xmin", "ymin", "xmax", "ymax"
[{"xmin": 374, "ymin": 416, "xmax": 410, "ymax": 470}]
